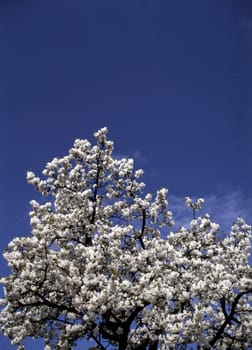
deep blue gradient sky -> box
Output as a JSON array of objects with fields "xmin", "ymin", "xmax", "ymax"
[{"xmin": 1, "ymin": 1, "xmax": 252, "ymax": 349}]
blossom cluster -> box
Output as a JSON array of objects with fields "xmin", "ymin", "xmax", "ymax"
[{"xmin": 0, "ymin": 128, "xmax": 251, "ymax": 350}]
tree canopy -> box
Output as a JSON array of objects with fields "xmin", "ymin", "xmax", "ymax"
[{"xmin": 0, "ymin": 127, "xmax": 251, "ymax": 350}]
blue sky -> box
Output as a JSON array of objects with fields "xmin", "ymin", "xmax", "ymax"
[{"xmin": 0, "ymin": 1, "xmax": 252, "ymax": 349}]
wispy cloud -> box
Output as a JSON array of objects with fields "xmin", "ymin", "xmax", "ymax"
[
  {"xmin": 132, "ymin": 150, "xmax": 149, "ymax": 164},
  {"xmin": 168, "ymin": 189, "xmax": 252, "ymax": 233},
  {"xmin": 203, "ymin": 190, "xmax": 252, "ymax": 228},
  {"xmin": 113, "ymin": 149, "xmax": 148, "ymax": 164}
]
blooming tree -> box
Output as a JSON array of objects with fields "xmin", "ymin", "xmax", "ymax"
[{"xmin": 0, "ymin": 127, "xmax": 252, "ymax": 350}]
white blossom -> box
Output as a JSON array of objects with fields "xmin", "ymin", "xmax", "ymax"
[{"xmin": 0, "ymin": 127, "xmax": 251, "ymax": 350}]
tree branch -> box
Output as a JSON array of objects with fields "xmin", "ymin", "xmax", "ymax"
[{"xmin": 209, "ymin": 289, "xmax": 252, "ymax": 348}]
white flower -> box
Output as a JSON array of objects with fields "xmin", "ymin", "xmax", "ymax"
[
  {"xmin": 0, "ymin": 127, "xmax": 251, "ymax": 350},
  {"xmin": 26, "ymin": 171, "xmax": 35, "ymax": 180}
]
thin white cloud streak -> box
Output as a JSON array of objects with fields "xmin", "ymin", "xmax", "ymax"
[
  {"xmin": 132, "ymin": 150, "xmax": 149, "ymax": 164},
  {"xmin": 168, "ymin": 189, "xmax": 252, "ymax": 233}
]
